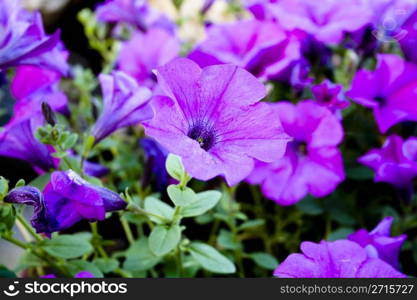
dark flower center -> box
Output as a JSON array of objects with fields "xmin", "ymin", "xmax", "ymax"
[
  {"xmin": 187, "ymin": 123, "xmax": 217, "ymax": 151},
  {"xmin": 374, "ymin": 96, "xmax": 386, "ymax": 105},
  {"xmin": 290, "ymin": 140, "xmax": 308, "ymax": 156}
]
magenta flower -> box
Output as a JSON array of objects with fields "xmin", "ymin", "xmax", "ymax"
[
  {"xmin": 347, "ymin": 54, "xmax": 417, "ymax": 133},
  {"xmin": 274, "ymin": 240, "xmax": 406, "ymax": 278},
  {"xmin": 0, "ymin": 0, "xmax": 68, "ymax": 74},
  {"xmin": 348, "ymin": 217, "xmax": 407, "ymax": 269},
  {"xmin": 4, "ymin": 170, "xmax": 127, "ymax": 236},
  {"xmin": 118, "ymin": 28, "xmax": 180, "ymax": 87},
  {"xmin": 0, "ymin": 113, "xmax": 57, "ymax": 173},
  {"xmin": 358, "ymin": 135, "xmax": 417, "ymax": 188},
  {"xmin": 9, "ymin": 65, "xmax": 68, "ymax": 124},
  {"xmin": 96, "ymin": 0, "xmax": 174, "ymax": 33},
  {"xmin": 247, "ymin": 101, "xmax": 344, "ymax": 206},
  {"xmin": 256, "ymin": 0, "xmax": 372, "ymax": 44},
  {"xmin": 91, "ymin": 71, "xmax": 153, "ymax": 143},
  {"xmin": 143, "ymin": 58, "xmax": 290, "ymax": 186},
  {"xmin": 188, "ymin": 20, "xmax": 301, "ymax": 81},
  {"xmin": 312, "ymin": 80, "xmax": 349, "ymax": 115}
]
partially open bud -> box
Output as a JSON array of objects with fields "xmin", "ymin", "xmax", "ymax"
[{"xmin": 41, "ymin": 102, "xmax": 56, "ymax": 126}]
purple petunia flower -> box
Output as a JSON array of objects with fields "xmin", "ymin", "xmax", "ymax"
[
  {"xmin": 358, "ymin": 134, "xmax": 417, "ymax": 188},
  {"xmin": 139, "ymin": 137, "xmax": 169, "ymax": 191},
  {"xmin": 143, "ymin": 58, "xmax": 291, "ymax": 186},
  {"xmin": 399, "ymin": 6, "xmax": 417, "ymax": 64},
  {"xmin": 312, "ymin": 80, "xmax": 349, "ymax": 116},
  {"xmin": 348, "ymin": 216, "xmax": 407, "ymax": 269},
  {"xmin": 250, "ymin": 0, "xmax": 373, "ymax": 44},
  {"xmin": 91, "ymin": 71, "xmax": 153, "ymax": 143},
  {"xmin": 0, "ymin": 113, "xmax": 57, "ymax": 173},
  {"xmin": 247, "ymin": 101, "xmax": 345, "ymax": 206},
  {"xmin": 4, "ymin": 170, "xmax": 127, "ymax": 236},
  {"xmin": 0, "ymin": 0, "xmax": 68, "ymax": 74},
  {"xmin": 9, "ymin": 65, "xmax": 68, "ymax": 123},
  {"xmin": 347, "ymin": 54, "xmax": 417, "ymax": 133},
  {"xmin": 117, "ymin": 28, "xmax": 180, "ymax": 88},
  {"xmin": 274, "ymin": 240, "xmax": 406, "ymax": 278},
  {"xmin": 188, "ymin": 20, "xmax": 301, "ymax": 81},
  {"xmin": 96, "ymin": 0, "xmax": 175, "ymax": 33}
]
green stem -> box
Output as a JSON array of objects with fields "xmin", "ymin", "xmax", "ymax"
[
  {"xmin": 175, "ymin": 246, "xmax": 184, "ymax": 278},
  {"xmin": 119, "ymin": 213, "xmax": 135, "ymax": 245},
  {"xmin": 16, "ymin": 215, "xmax": 43, "ymax": 242},
  {"xmin": 90, "ymin": 222, "xmax": 108, "ymax": 258}
]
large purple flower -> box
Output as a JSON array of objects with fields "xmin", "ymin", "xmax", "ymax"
[
  {"xmin": 252, "ymin": 0, "xmax": 372, "ymax": 44},
  {"xmin": 188, "ymin": 20, "xmax": 301, "ymax": 81},
  {"xmin": 358, "ymin": 135, "xmax": 417, "ymax": 188},
  {"xmin": 117, "ymin": 28, "xmax": 180, "ymax": 87},
  {"xmin": 0, "ymin": 0, "xmax": 68, "ymax": 74},
  {"xmin": 4, "ymin": 170, "xmax": 127, "ymax": 236},
  {"xmin": 0, "ymin": 113, "xmax": 57, "ymax": 173},
  {"xmin": 347, "ymin": 54, "xmax": 417, "ymax": 133},
  {"xmin": 348, "ymin": 217, "xmax": 407, "ymax": 269},
  {"xmin": 96, "ymin": 0, "xmax": 174, "ymax": 33},
  {"xmin": 274, "ymin": 240, "xmax": 406, "ymax": 278},
  {"xmin": 91, "ymin": 71, "xmax": 153, "ymax": 143},
  {"xmin": 246, "ymin": 101, "xmax": 344, "ymax": 206},
  {"xmin": 143, "ymin": 58, "xmax": 290, "ymax": 186}
]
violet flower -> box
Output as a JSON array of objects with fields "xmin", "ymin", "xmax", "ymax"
[
  {"xmin": 96, "ymin": 0, "xmax": 175, "ymax": 33},
  {"xmin": 139, "ymin": 137, "xmax": 169, "ymax": 191},
  {"xmin": 9, "ymin": 65, "xmax": 68, "ymax": 124},
  {"xmin": 400, "ymin": 7, "xmax": 417, "ymax": 64},
  {"xmin": 358, "ymin": 134, "xmax": 417, "ymax": 188},
  {"xmin": 117, "ymin": 28, "xmax": 180, "ymax": 88},
  {"xmin": 312, "ymin": 80, "xmax": 349, "ymax": 116},
  {"xmin": 347, "ymin": 54, "xmax": 417, "ymax": 133},
  {"xmin": 348, "ymin": 216, "xmax": 407, "ymax": 269},
  {"xmin": 4, "ymin": 170, "xmax": 127, "ymax": 236},
  {"xmin": 188, "ymin": 20, "xmax": 301, "ymax": 81},
  {"xmin": 42, "ymin": 271, "xmax": 95, "ymax": 278},
  {"xmin": 0, "ymin": 0, "xmax": 68, "ymax": 74},
  {"xmin": 256, "ymin": 0, "xmax": 373, "ymax": 44},
  {"xmin": 0, "ymin": 113, "xmax": 57, "ymax": 173},
  {"xmin": 246, "ymin": 101, "xmax": 345, "ymax": 206},
  {"xmin": 143, "ymin": 58, "xmax": 291, "ymax": 186},
  {"xmin": 91, "ymin": 71, "xmax": 153, "ymax": 143},
  {"xmin": 274, "ymin": 240, "xmax": 406, "ymax": 278}
]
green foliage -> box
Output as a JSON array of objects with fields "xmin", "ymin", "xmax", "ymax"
[
  {"xmin": 42, "ymin": 234, "xmax": 93, "ymax": 259},
  {"xmin": 188, "ymin": 242, "xmax": 236, "ymax": 274}
]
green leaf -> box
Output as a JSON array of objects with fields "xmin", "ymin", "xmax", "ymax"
[
  {"xmin": 346, "ymin": 166, "xmax": 374, "ymax": 180},
  {"xmin": 296, "ymin": 195, "xmax": 323, "ymax": 216},
  {"xmin": 165, "ymin": 154, "xmax": 185, "ymax": 181},
  {"xmin": 29, "ymin": 173, "xmax": 51, "ymax": 190},
  {"xmin": 15, "ymin": 179, "xmax": 25, "ymax": 188},
  {"xmin": 217, "ymin": 229, "xmax": 241, "ymax": 250},
  {"xmin": 167, "ymin": 185, "xmax": 196, "ymax": 207},
  {"xmin": 43, "ymin": 234, "xmax": 93, "ymax": 259},
  {"xmin": 181, "ymin": 190, "xmax": 221, "ymax": 217},
  {"xmin": 123, "ymin": 238, "xmax": 161, "ymax": 272},
  {"xmin": 149, "ymin": 224, "xmax": 181, "ymax": 256},
  {"xmin": 62, "ymin": 133, "xmax": 78, "ymax": 150},
  {"xmin": 188, "ymin": 242, "xmax": 236, "ymax": 274},
  {"xmin": 238, "ymin": 219, "xmax": 265, "ymax": 231},
  {"xmin": 328, "ymin": 228, "xmax": 354, "ymax": 241},
  {"xmin": 250, "ymin": 252, "xmax": 278, "ymax": 270},
  {"xmin": 67, "ymin": 260, "xmax": 103, "ymax": 278},
  {"xmin": 144, "ymin": 197, "xmax": 174, "ymax": 224},
  {"xmin": 0, "ymin": 176, "xmax": 8, "ymax": 200},
  {"xmin": 93, "ymin": 258, "xmax": 119, "ymax": 274},
  {"xmin": 0, "ymin": 266, "xmax": 16, "ymax": 278}
]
